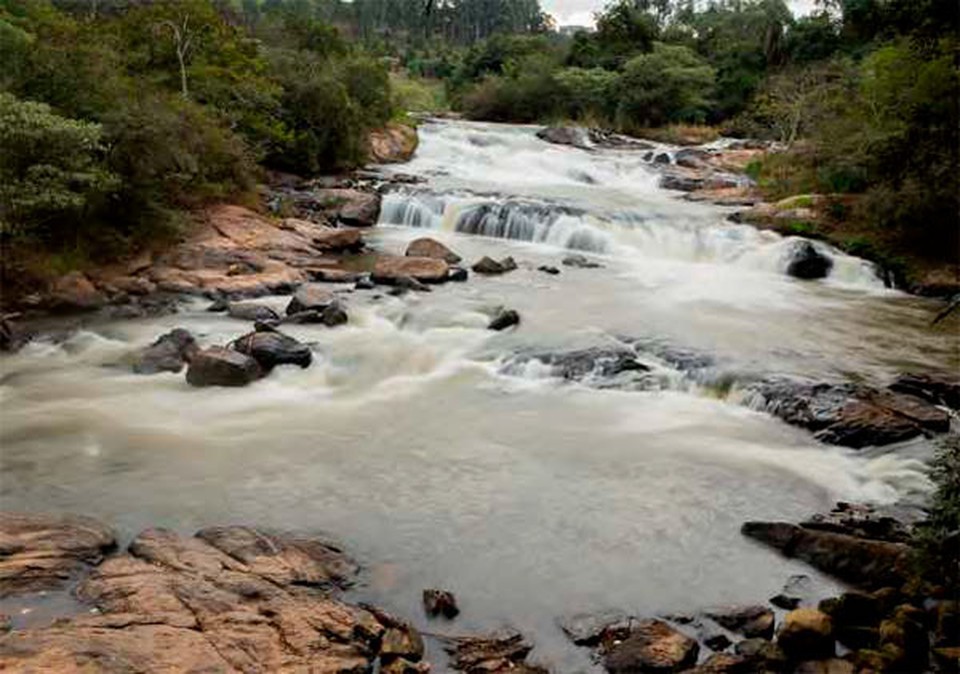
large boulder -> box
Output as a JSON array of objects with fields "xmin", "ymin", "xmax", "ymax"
[
  {"xmin": 603, "ymin": 619, "xmax": 699, "ymax": 673},
  {"xmin": 0, "ymin": 512, "xmax": 116, "ymax": 597},
  {"xmin": 185, "ymin": 347, "xmax": 262, "ymax": 387},
  {"xmin": 536, "ymin": 125, "xmax": 591, "ymax": 149},
  {"xmin": 488, "ymin": 309, "xmax": 520, "ymax": 331},
  {"xmin": 372, "ymin": 255, "xmax": 449, "ymax": 285},
  {"xmin": 338, "ymin": 191, "xmax": 382, "ymax": 227},
  {"xmin": 286, "ymin": 284, "xmax": 335, "ymax": 315},
  {"xmin": 231, "ymin": 331, "xmax": 312, "ymax": 371},
  {"xmin": 226, "ymin": 302, "xmax": 280, "ymax": 323},
  {"xmin": 786, "ymin": 241, "xmax": 833, "ymax": 280},
  {"xmin": 47, "ymin": 272, "xmax": 107, "ymax": 311},
  {"xmin": 307, "ymin": 224, "xmax": 364, "ymax": 252},
  {"xmin": 132, "ymin": 328, "xmax": 198, "ymax": 375},
  {"xmin": 405, "ymin": 238, "xmax": 462, "ymax": 264},
  {"xmin": 369, "ymin": 123, "xmax": 419, "ymax": 164},
  {"xmin": 777, "ymin": 609, "xmax": 834, "ymax": 660},
  {"xmin": 889, "ymin": 372, "xmax": 960, "ymax": 410}
]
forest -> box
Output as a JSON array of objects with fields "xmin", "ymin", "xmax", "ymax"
[{"xmin": 1, "ymin": 0, "xmax": 957, "ymax": 285}]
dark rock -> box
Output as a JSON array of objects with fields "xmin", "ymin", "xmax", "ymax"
[
  {"xmin": 934, "ymin": 600, "xmax": 959, "ymax": 648},
  {"xmin": 770, "ymin": 576, "xmax": 812, "ymax": 611},
  {"xmin": 488, "ymin": 309, "xmax": 520, "ymax": 331},
  {"xmin": 337, "ymin": 191, "xmax": 381, "ymax": 227},
  {"xmin": 206, "ymin": 298, "xmax": 229, "ymax": 312},
  {"xmin": 818, "ymin": 591, "xmax": 882, "ymax": 629},
  {"xmin": 227, "ymin": 302, "xmax": 280, "ymax": 323},
  {"xmin": 472, "ymin": 256, "xmax": 517, "ymax": 275},
  {"xmin": 879, "ymin": 605, "xmax": 928, "ymax": 671},
  {"xmin": 562, "ymin": 254, "xmax": 602, "ymax": 269},
  {"xmin": 309, "ymin": 268, "xmax": 362, "ymax": 283},
  {"xmin": 444, "ymin": 629, "xmax": 543, "ymax": 673},
  {"xmin": 889, "ymin": 373, "xmax": 960, "ymax": 410},
  {"xmin": 792, "ymin": 659, "xmax": 855, "ymax": 674},
  {"xmin": 785, "ymin": 241, "xmax": 833, "ymax": 280},
  {"xmin": 526, "ymin": 347, "xmax": 649, "ymax": 381},
  {"xmin": 0, "ymin": 615, "xmax": 9, "ymax": 633},
  {"xmin": 389, "ymin": 286, "xmax": 410, "ymax": 297},
  {"xmin": 132, "ymin": 328, "xmax": 198, "ymax": 375},
  {"xmin": 286, "ymin": 284, "xmax": 334, "ymax": 315},
  {"xmin": 380, "ymin": 626, "xmax": 425, "ymax": 663},
  {"xmin": 185, "ymin": 347, "xmax": 262, "ymax": 387},
  {"xmin": 320, "ymin": 302, "xmax": 348, "ymax": 327},
  {"xmin": 654, "ymin": 152, "xmax": 672, "ymax": 164},
  {"xmin": 741, "ymin": 521, "xmax": 910, "ymax": 589},
  {"xmin": 686, "ymin": 653, "xmax": 752, "ymax": 673},
  {"xmin": 734, "ymin": 638, "xmax": 787, "ymax": 671},
  {"xmin": 0, "ymin": 512, "xmax": 116, "ymax": 597},
  {"xmin": 660, "ymin": 171, "xmax": 706, "ymax": 192},
  {"xmin": 448, "ymin": 267, "xmax": 469, "ymax": 282},
  {"xmin": 500, "ymin": 256, "xmax": 518, "ymax": 272},
  {"xmin": 231, "ymin": 331, "xmax": 311, "ymax": 370},
  {"xmin": 703, "ymin": 632, "xmax": 733, "ymax": 652},
  {"xmin": 800, "ymin": 502, "xmax": 912, "ymax": 543},
  {"xmin": 538, "ymin": 265, "xmax": 560, "ymax": 275},
  {"xmin": 558, "ymin": 610, "xmax": 630, "ymax": 647},
  {"xmin": 675, "ymin": 148, "xmax": 710, "ymax": 169},
  {"xmin": 355, "ymin": 277, "xmax": 376, "ymax": 290},
  {"xmin": 776, "ymin": 608, "xmax": 834, "ymax": 660},
  {"xmin": 603, "ymin": 619, "xmax": 699, "ymax": 673},
  {"xmin": 422, "ymin": 589, "xmax": 459, "ymax": 619},
  {"xmin": 405, "ymin": 237, "xmax": 461, "ymax": 264},
  {"xmin": 770, "ymin": 594, "xmax": 801, "ymax": 610},
  {"xmin": 704, "ymin": 605, "xmax": 775, "ymax": 640},
  {"xmin": 536, "ymin": 125, "xmax": 590, "ymax": 149}
]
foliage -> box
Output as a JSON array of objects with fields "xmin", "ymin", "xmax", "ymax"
[
  {"xmin": 553, "ymin": 67, "xmax": 618, "ymax": 121},
  {"xmin": 915, "ymin": 435, "xmax": 960, "ymax": 589},
  {"xmin": 391, "ymin": 73, "xmax": 449, "ymax": 114}
]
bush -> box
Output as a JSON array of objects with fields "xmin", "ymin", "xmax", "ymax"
[
  {"xmin": 554, "ymin": 67, "xmax": 618, "ymax": 122},
  {"xmin": 461, "ymin": 56, "xmax": 561, "ymax": 123},
  {"xmin": 916, "ymin": 435, "xmax": 960, "ymax": 589}
]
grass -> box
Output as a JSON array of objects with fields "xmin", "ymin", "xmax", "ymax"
[{"xmin": 632, "ymin": 124, "xmax": 720, "ymax": 146}]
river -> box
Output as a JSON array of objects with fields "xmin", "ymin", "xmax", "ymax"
[{"xmin": 0, "ymin": 120, "xmax": 953, "ymax": 670}]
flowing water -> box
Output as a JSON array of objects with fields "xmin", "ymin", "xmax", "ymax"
[{"xmin": 0, "ymin": 120, "xmax": 955, "ymax": 670}]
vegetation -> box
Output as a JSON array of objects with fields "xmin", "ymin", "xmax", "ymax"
[{"xmin": 916, "ymin": 435, "xmax": 960, "ymax": 590}]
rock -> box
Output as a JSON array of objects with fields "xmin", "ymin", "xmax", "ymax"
[
  {"xmin": 320, "ymin": 302, "xmax": 349, "ymax": 327},
  {"xmin": 369, "ymin": 123, "xmax": 419, "ymax": 164},
  {"xmin": 310, "ymin": 268, "xmax": 363, "ymax": 283},
  {"xmin": 185, "ymin": 347, "xmax": 262, "ymax": 387},
  {"xmin": 231, "ymin": 331, "xmax": 312, "ymax": 370},
  {"xmin": 522, "ymin": 347, "xmax": 649, "ymax": 381},
  {"xmin": 0, "ymin": 525, "xmax": 385, "ymax": 672},
  {"xmin": 47, "ymin": 271, "xmax": 107, "ymax": 311},
  {"xmin": 423, "ymin": 589, "xmax": 459, "ymax": 619},
  {"xmin": 703, "ymin": 631, "xmax": 733, "ymax": 652},
  {"xmin": 889, "ymin": 372, "xmax": 960, "ymax": 409},
  {"xmin": 793, "ymin": 659, "xmax": 855, "ymax": 674},
  {"xmin": 770, "ymin": 575, "xmax": 812, "ymax": 610},
  {"xmin": 562, "ymin": 254, "xmax": 603, "ymax": 269},
  {"xmin": 338, "ymin": 191, "xmax": 382, "ymax": 227},
  {"xmin": 686, "ymin": 653, "xmax": 751, "ymax": 673},
  {"xmin": 355, "ymin": 277, "xmax": 376, "ymax": 290},
  {"xmin": 536, "ymin": 125, "xmax": 591, "ymax": 149},
  {"xmin": 444, "ymin": 629, "xmax": 544, "ymax": 674},
  {"xmin": 558, "ymin": 610, "xmax": 631, "ymax": 647},
  {"xmin": 675, "ymin": 148, "xmax": 710, "ymax": 169},
  {"xmin": 132, "ymin": 328, "xmax": 198, "ymax": 375},
  {"xmin": 934, "ymin": 600, "xmax": 959, "ymax": 647},
  {"xmin": 0, "ymin": 315, "xmax": 25, "ymax": 352},
  {"xmin": 488, "ymin": 309, "xmax": 520, "ymax": 331},
  {"xmin": 538, "ymin": 265, "xmax": 560, "ymax": 275},
  {"xmin": 286, "ymin": 284, "xmax": 335, "ymax": 315},
  {"xmin": 734, "ymin": 638, "xmax": 787, "ymax": 670},
  {"xmin": 207, "ymin": 297, "xmax": 229, "ymax": 312},
  {"xmin": 818, "ymin": 592, "xmax": 882, "ymax": 630},
  {"xmin": 381, "ymin": 626, "xmax": 425, "ymax": 662},
  {"xmin": 381, "ymin": 658, "xmax": 431, "ymax": 674},
  {"xmin": 0, "ymin": 614, "xmax": 9, "ymax": 633},
  {"xmin": 776, "ymin": 608, "xmax": 834, "ymax": 660},
  {"xmin": 306, "ymin": 224, "xmax": 364, "ymax": 252},
  {"xmin": 0, "ymin": 512, "xmax": 116, "ymax": 597},
  {"xmin": 741, "ymin": 521, "xmax": 910, "ymax": 589},
  {"xmin": 226, "ymin": 301, "xmax": 281, "ymax": 323},
  {"xmin": 448, "ymin": 266, "xmax": 468, "ymax": 282},
  {"xmin": 373, "ymin": 255, "xmax": 450, "ymax": 284},
  {"xmin": 785, "ymin": 241, "xmax": 833, "ymax": 280},
  {"xmin": 704, "ymin": 605, "xmax": 775, "ymax": 640},
  {"xmin": 800, "ymin": 502, "xmax": 913, "ymax": 543},
  {"xmin": 879, "ymin": 605, "xmax": 928, "ymax": 670},
  {"xmin": 406, "ymin": 237, "xmax": 462, "ymax": 264},
  {"xmin": 603, "ymin": 619, "xmax": 699, "ymax": 673},
  {"xmin": 109, "ymin": 275, "xmax": 156, "ymax": 296},
  {"xmin": 472, "ymin": 256, "xmax": 516, "ymax": 275},
  {"xmin": 654, "ymin": 152, "xmax": 672, "ymax": 164}
]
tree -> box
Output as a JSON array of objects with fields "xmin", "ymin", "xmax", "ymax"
[{"xmin": 155, "ymin": 12, "xmax": 197, "ymax": 98}]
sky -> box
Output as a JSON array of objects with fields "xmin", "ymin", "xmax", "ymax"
[{"xmin": 542, "ymin": 0, "xmax": 820, "ymax": 27}]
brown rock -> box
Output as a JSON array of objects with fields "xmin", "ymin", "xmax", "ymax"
[
  {"xmin": 604, "ymin": 619, "xmax": 699, "ymax": 673},
  {"xmin": 132, "ymin": 328, "xmax": 198, "ymax": 375},
  {"xmin": 110, "ymin": 275, "xmax": 157, "ymax": 296},
  {"xmin": 685, "ymin": 653, "xmax": 752, "ymax": 673},
  {"xmin": 777, "ymin": 609, "xmax": 834, "ymax": 660},
  {"xmin": 336, "ymin": 191, "xmax": 382, "ymax": 227},
  {"xmin": 286, "ymin": 284, "xmax": 335, "ymax": 315},
  {"xmin": 472, "ymin": 256, "xmax": 517, "ymax": 275},
  {"xmin": 226, "ymin": 301, "xmax": 281, "ymax": 322},
  {"xmin": 406, "ymin": 238, "xmax": 462, "ymax": 264},
  {"xmin": 372, "ymin": 255, "xmax": 449, "ymax": 285},
  {"xmin": 185, "ymin": 347, "xmax": 263, "ymax": 387},
  {"xmin": 889, "ymin": 373, "xmax": 960, "ymax": 409},
  {"xmin": 369, "ymin": 123, "xmax": 419, "ymax": 164},
  {"xmin": 423, "ymin": 588, "xmax": 459, "ymax": 619},
  {"xmin": 305, "ymin": 223, "xmax": 364, "ymax": 252},
  {"xmin": 704, "ymin": 605, "xmax": 775, "ymax": 639},
  {"xmin": 793, "ymin": 659, "xmax": 854, "ymax": 674},
  {"xmin": 47, "ymin": 271, "xmax": 107, "ymax": 311},
  {"xmin": 0, "ymin": 512, "xmax": 116, "ymax": 597},
  {"xmin": 381, "ymin": 626, "xmax": 425, "ymax": 662},
  {"xmin": 444, "ymin": 629, "xmax": 544, "ymax": 674}
]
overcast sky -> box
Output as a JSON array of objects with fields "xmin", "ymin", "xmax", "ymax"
[{"xmin": 542, "ymin": 0, "xmax": 820, "ymax": 27}]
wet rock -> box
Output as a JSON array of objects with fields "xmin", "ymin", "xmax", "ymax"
[
  {"xmin": 793, "ymin": 659, "xmax": 854, "ymax": 674},
  {"xmin": 207, "ymin": 297, "xmax": 229, "ymax": 312},
  {"xmin": 472, "ymin": 256, "xmax": 516, "ymax": 275},
  {"xmin": 0, "ymin": 525, "xmax": 385, "ymax": 672},
  {"xmin": 889, "ymin": 372, "xmax": 960, "ymax": 409},
  {"xmin": 562, "ymin": 254, "xmax": 603, "ymax": 269},
  {"xmin": 337, "ymin": 190, "xmax": 382, "ymax": 227},
  {"xmin": 406, "ymin": 237, "xmax": 462, "ymax": 264},
  {"xmin": 818, "ymin": 591, "xmax": 882, "ymax": 631},
  {"xmin": 286, "ymin": 284, "xmax": 335, "ymax": 315},
  {"xmin": 0, "ymin": 315, "xmax": 25, "ymax": 352},
  {"xmin": 369, "ymin": 123, "xmax": 419, "ymax": 164},
  {"xmin": 231, "ymin": 331, "xmax": 312, "ymax": 371},
  {"xmin": 310, "ymin": 268, "xmax": 363, "ymax": 283},
  {"xmin": 734, "ymin": 637, "xmax": 787, "ymax": 671},
  {"xmin": 686, "ymin": 653, "xmax": 751, "ymax": 673},
  {"xmin": 444, "ymin": 629, "xmax": 544, "ymax": 674},
  {"xmin": 185, "ymin": 347, "xmax": 262, "ymax": 387},
  {"xmin": 381, "ymin": 658, "xmax": 431, "ymax": 674},
  {"xmin": 488, "ymin": 309, "xmax": 520, "ymax": 331},
  {"xmin": 536, "ymin": 125, "xmax": 591, "ymax": 149},
  {"xmin": 538, "ymin": 265, "xmax": 560, "ymax": 275},
  {"xmin": 448, "ymin": 266, "xmax": 469, "ymax": 282},
  {"xmin": 703, "ymin": 631, "xmax": 733, "ymax": 652},
  {"xmin": 320, "ymin": 302, "xmax": 349, "ymax": 327},
  {"xmin": 770, "ymin": 575, "xmax": 812, "ymax": 610},
  {"xmin": 132, "ymin": 328, "xmax": 198, "ymax": 375},
  {"xmin": 654, "ymin": 152, "xmax": 672, "ymax": 165},
  {"xmin": 558, "ymin": 610, "xmax": 631, "ymax": 647},
  {"xmin": 355, "ymin": 277, "xmax": 376, "ymax": 290},
  {"xmin": 879, "ymin": 605, "xmax": 928, "ymax": 670},
  {"xmin": 785, "ymin": 241, "xmax": 833, "ymax": 280},
  {"xmin": 704, "ymin": 605, "xmax": 775, "ymax": 640},
  {"xmin": 423, "ymin": 589, "xmax": 459, "ymax": 619},
  {"xmin": 0, "ymin": 512, "xmax": 116, "ymax": 597},
  {"xmin": 675, "ymin": 148, "xmax": 710, "ymax": 169},
  {"xmin": 306, "ymin": 224, "xmax": 364, "ymax": 252},
  {"xmin": 373, "ymin": 255, "xmax": 449, "ymax": 284},
  {"xmin": 226, "ymin": 301, "xmax": 281, "ymax": 323},
  {"xmin": 800, "ymin": 502, "xmax": 913, "ymax": 543},
  {"xmin": 603, "ymin": 619, "xmax": 699, "ymax": 673},
  {"xmin": 529, "ymin": 347, "xmax": 649, "ymax": 381},
  {"xmin": 741, "ymin": 521, "xmax": 909, "ymax": 589},
  {"xmin": 934, "ymin": 600, "xmax": 959, "ymax": 648},
  {"xmin": 47, "ymin": 271, "xmax": 107, "ymax": 311},
  {"xmin": 776, "ymin": 608, "xmax": 834, "ymax": 660},
  {"xmin": 381, "ymin": 626, "xmax": 425, "ymax": 662}
]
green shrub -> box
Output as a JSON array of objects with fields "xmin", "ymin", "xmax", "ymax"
[
  {"xmin": 915, "ymin": 435, "xmax": 960, "ymax": 589},
  {"xmin": 553, "ymin": 67, "xmax": 618, "ymax": 122}
]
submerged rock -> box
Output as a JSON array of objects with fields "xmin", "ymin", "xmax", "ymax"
[
  {"xmin": 488, "ymin": 309, "xmax": 520, "ymax": 331},
  {"xmin": 538, "ymin": 265, "xmax": 560, "ymax": 275},
  {"xmin": 472, "ymin": 256, "xmax": 517, "ymax": 275},
  {"xmin": 562, "ymin": 254, "xmax": 603, "ymax": 269},
  {"xmin": 231, "ymin": 330, "xmax": 312, "ymax": 370},
  {"xmin": 889, "ymin": 372, "xmax": 960, "ymax": 409},
  {"xmin": 423, "ymin": 589, "xmax": 460, "ymax": 619},
  {"xmin": 703, "ymin": 605, "xmax": 775, "ymax": 640},
  {"xmin": 558, "ymin": 610, "xmax": 631, "ymax": 647},
  {"xmin": 786, "ymin": 240, "xmax": 833, "ymax": 280},
  {"xmin": 448, "ymin": 266, "xmax": 469, "ymax": 282},
  {"xmin": 132, "ymin": 328, "xmax": 197, "ymax": 375},
  {"xmin": 523, "ymin": 347, "xmax": 649, "ymax": 382},
  {"xmin": 405, "ymin": 237, "xmax": 462, "ymax": 264},
  {"xmin": 185, "ymin": 347, "xmax": 262, "ymax": 387},
  {"xmin": 0, "ymin": 512, "xmax": 116, "ymax": 597}
]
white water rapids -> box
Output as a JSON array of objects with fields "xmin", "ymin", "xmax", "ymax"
[{"xmin": 0, "ymin": 120, "xmax": 955, "ymax": 670}]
